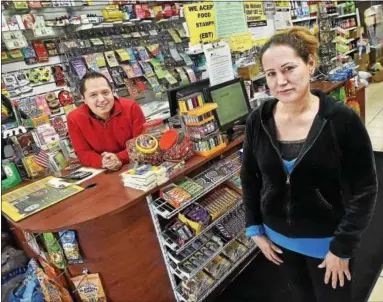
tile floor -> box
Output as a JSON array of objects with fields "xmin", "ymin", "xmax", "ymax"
[
  {"xmin": 368, "ymin": 269, "xmax": 383, "ymax": 302},
  {"xmin": 366, "ymin": 83, "xmax": 383, "ymax": 301},
  {"xmin": 365, "ymin": 82, "xmax": 383, "ymax": 152}
]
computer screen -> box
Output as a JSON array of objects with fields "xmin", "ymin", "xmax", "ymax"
[{"xmin": 207, "ymin": 79, "xmax": 251, "ymax": 131}]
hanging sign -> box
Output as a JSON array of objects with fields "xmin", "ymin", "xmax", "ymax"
[
  {"xmin": 229, "ymin": 32, "xmax": 252, "ymax": 52},
  {"xmin": 204, "ymin": 41, "xmax": 234, "ymax": 86},
  {"xmin": 264, "ymin": 1, "xmax": 276, "ymax": 16},
  {"xmin": 244, "ymin": 1, "xmax": 267, "ymax": 24},
  {"xmin": 184, "ymin": 2, "xmax": 216, "ymax": 45},
  {"xmin": 214, "ymin": 1, "xmax": 248, "ymax": 40},
  {"xmin": 274, "ymin": 1, "xmax": 292, "ymax": 30}
]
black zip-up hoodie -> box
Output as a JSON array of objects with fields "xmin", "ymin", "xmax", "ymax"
[{"xmin": 241, "ymin": 90, "xmax": 378, "ymax": 258}]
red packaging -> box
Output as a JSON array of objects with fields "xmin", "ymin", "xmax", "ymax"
[
  {"xmin": 33, "ymin": 40, "xmax": 49, "ymax": 62},
  {"xmin": 28, "ymin": 1, "xmax": 42, "ymax": 8}
]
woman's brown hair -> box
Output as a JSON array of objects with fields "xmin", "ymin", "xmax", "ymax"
[{"xmin": 259, "ymin": 26, "xmax": 320, "ymax": 66}]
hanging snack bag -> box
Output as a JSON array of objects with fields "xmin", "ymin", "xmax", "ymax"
[
  {"xmin": 59, "ymin": 230, "xmax": 83, "ymax": 264},
  {"xmin": 43, "ymin": 232, "xmax": 67, "ymax": 269},
  {"xmin": 71, "ymin": 273, "xmax": 107, "ymax": 302}
]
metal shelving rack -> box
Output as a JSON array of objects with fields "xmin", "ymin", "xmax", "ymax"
[
  {"xmin": 162, "ymin": 200, "xmax": 244, "ymax": 253},
  {"xmin": 146, "ymin": 151, "xmax": 259, "ymax": 302},
  {"xmin": 151, "ymin": 152, "xmax": 242, "ymax": 219},
  {"xmin": 176, "ymin": 244, "xmax": 259, "ymax": 302}
]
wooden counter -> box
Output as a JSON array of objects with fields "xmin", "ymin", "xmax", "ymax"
[
  {"xmin": 311, "ymin": 80, "xmax": 346, "ymax": 94},
  {"xmin": 4, "ymin": 136, "xmax": 244, "ymax": 302},
  {"xmin": 311, "ymin": 80, "xmax": 366, "ymax": 124}
]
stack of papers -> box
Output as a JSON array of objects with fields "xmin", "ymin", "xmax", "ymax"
[{"xmin": 120, "ymin": 165, "xmax": 168, "ymax": 191}]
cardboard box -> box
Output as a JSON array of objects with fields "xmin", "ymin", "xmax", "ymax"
[
  {"xmin": 238, "ymin": 64, "xmax": 261, "ymax": 80},
  {"xmin": 358, "ymin": 64, "xmax": 369, "ymax": 72},
  {"xmin": 354, "ymin": 53, "xmax": 370, "ymax": 64},
  {"xmin": 372, "ymin": 70, "xmax": 383, "ymax": 82},
  {"xmin": 350, "ymin": 27, "xmax": 363, "ymax": 39}
]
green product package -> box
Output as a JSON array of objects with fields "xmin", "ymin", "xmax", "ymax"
[
  {"xmin": 329, "ymin": 90, "xmax": 339, "ymax": 101},
  {"xmin": 338, "ymin": 87, "xmax": 346, "ymax": 103},
  {"xmin": 43, "ymin": 232, "xmax": 67, "ymax": 269},
  {"xmin": 164, "ymin": 70, "xmax": 178, "ymax": 85},
  {"xmin": 155, "ymin": 67, "xmax": 166, "ymax": 79}
]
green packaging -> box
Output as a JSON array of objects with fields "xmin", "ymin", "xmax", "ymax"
[{"xmin": 43, "ymin": 232, "xmax": 67, "ymax": 269}]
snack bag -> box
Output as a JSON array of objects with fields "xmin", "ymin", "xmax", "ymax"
[
  {"xmin": 43, "ymin": 232, "xmax": 67, "ymax": 269},
  {"xmin": 59, "ymin": 230, "xmax": 83, "ymax": 264},
  {"xmin": 71, "ymin": 273, "xmax": 107, "ymax": 301}
]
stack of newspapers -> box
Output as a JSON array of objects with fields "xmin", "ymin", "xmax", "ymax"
[{"xmin": 120, "ymin": 164, "xmax": 168, "ymax": 191}]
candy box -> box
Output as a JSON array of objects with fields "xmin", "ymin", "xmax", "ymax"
[
  {"xmin": 178, "ymin": 204, "xmax": 210, "ymax": 235},
  {"xmin": 160, "ymin": 183, "xmax": 191, "ymax": 208},
  {"xmin": 22, "ymin": 45, "xmax": 37, "ymax": 64}
]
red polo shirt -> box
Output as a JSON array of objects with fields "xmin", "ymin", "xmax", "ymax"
[{"xmin": 67, "ymin": 98, "xmax": 145, "ymax": 168}]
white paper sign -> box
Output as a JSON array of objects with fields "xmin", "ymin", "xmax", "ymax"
[
  {"xmin": 248, "ymin": 19, "xmax": 275, "ymax": 40},
  {"xmin": 275, "ymin": 8, "xmax": 292, "ymax": 30},
  {"xmin": 204, "ymin": 41, "xmax": 234, "ymax": 86}
]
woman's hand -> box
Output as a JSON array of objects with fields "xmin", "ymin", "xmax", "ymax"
[
  {"xmin": 252, "ymin": 235, "xmax": 283, "ymax": 265},
  {"xmin": 318, "ymin": 251, "xmax": 351, "ymax": 289}
]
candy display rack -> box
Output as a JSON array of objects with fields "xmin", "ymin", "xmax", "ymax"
[
  {"xmin": 178, "ymin": 93, "xmax": 227, "ymax": 156},
  {"xmin": 146, "ymin": 150, "xmax": 259, "ymax": 302},
  {"xmin": 176, "ymin": 243, "xmax": 258, "ymax": 302},
  {"xmin": 162, "ymin": 200, "xmax": 244, "ymax": 253},
  {"xmin": 151, "ymin": 152, "xmax": 241, "ymax": 219}
]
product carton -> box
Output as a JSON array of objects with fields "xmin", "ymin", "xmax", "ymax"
[
  {"xmin": 238, "ymin": 64, "xmax": 261, "ymax": 80},
  {"xmin": 372, "ymin": 70, "xmax": 383, "ymax": 82}
]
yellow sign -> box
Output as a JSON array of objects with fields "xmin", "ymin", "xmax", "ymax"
[
  {"xmin": 252, "ymin": 38, "xmax": 268, "ymax": 47},
  {"xmin": 229, "ymin": 33, "xmax": 253, "ymax": 52},
  {"xmin": 244, "ymin": 1, "xmax": 267, "ymax": 23},
  {"xmin": 275, "ymin": 1, "xmax": 290, "ymax": 8},
  {"xmin": 184, "ymin": 2, "xmax": 216, "ymax": 45}
]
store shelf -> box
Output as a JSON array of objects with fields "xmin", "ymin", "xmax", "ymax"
[
  {"xmin": 1, "ymin": 3, "xmax": 108, "ymax": 15},
  {"xmin": 184, "ymin": 116, "xmax": 215, "ymax": 127},
  {"xmin": 331, "ymin": 48, "xmax": 357, "ymax": 61},
  {"xmin": 177, "ymin": 245, "xmax": 260, "ymax": 302},
  {"xmin": 2, "ymin": 56, "xmax": 63, "ymax": 73},
  {"xmin": 170, "ymin": 230, "xmax": 246, "ymax": 281},
  {"xmin": 162, "ymin": 200, "xmax": 244, "ymax": 253},
  {"xmin": 151, "ymin": 152, "xmax": 242, "ymax": 219},
  {"xmin": 336, "ymin": 13, "xmax": 356, "ymax": 19},
  {"xmin": 10, "ymin": 83, "xmax": 69, "ymax": 100},
  {"xmin": 251, "ymin": 73, "xmax": 266, "ymax": 81},
  {"xmin": 331, "ymin": 26, "xmax": 357, "ymax": 32},
  {"xmin": 292, "ymin": 16, "xmax": 317, "ymax": 23},
  {"xmin": 182, "ymin": 103, "xmax": 218, "ymax": 117},
  {"xmin": 333, "ymin": 38, "xmax": 356, "ymax": 44},
  {"xmin": 328, "ymin": 63, "xmax": 359, "ymax": 74},
  {"xmin": 176, "ymin": 244, "xmax": 259, "ymax": 302},
  {"xmin": 345, "ymin": 48, "xmax": 358, "ymax": 55}
]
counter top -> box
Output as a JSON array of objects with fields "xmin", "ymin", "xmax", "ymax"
[
  {"xmin": 4, "ymin": 136, "xmax": 244, "ymax": 233},
  {"xmin": 311, "ymin": 80, "xmax": 346, "ymax": 94}
]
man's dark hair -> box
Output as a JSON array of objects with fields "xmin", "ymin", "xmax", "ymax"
[{"xmin": 79, "ymin": 70, "xmax": 113, "ymax": 97}]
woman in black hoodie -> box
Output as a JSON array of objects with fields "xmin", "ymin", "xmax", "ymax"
[{"xmin": 241, "ymin": 26, "xmax": 378, "ymax": 302}]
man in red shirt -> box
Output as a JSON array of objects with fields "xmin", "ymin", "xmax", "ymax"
[{"xmin": 67, "ymin": 71, "xmax": 145, "ymax": 170}]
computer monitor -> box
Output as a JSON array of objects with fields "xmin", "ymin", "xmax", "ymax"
[
  {"xmin": 205, "ymin": 78, "xmax": 251, "ymax": 132},
  {"xmin": 167, "ymin": 79, "xmax": 210, "ymax": 117}
]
